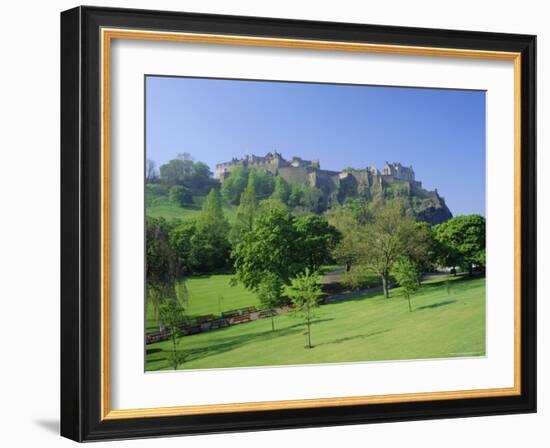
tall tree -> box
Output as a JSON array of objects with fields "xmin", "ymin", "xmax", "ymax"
[
  {"xmin": 256, "ymin": 273, "xmax": 284, "ymax": 331},
  {"xmin": 326, "ymin": 206, "xmax": 364, "ymax": 272},
  {"xmin": 146, "ymin": 217, "xmax": 178, "ymax": 325},
  {"xmin": 159, "ymin": 295, "xmax": 187, "ymax": 370},
  {"xmin": 287, "ymin": 269, "xmax": 323, "ymax": 349},
  {"xmin": 433, "ymin": 214, "xmax": 486, "ymax": 275},
  {"xmin": 295, "ymin": 215, "xmax": 341, "ymax": 271},
  {"xmin": 159, "ymin": 158, "xmax": 194, "ymax": 185},
  {"xmin": 192, "ymin": 189, "xmax": 231, "ymax": 271},
  {"xmin": 236, "ymin": 181, "xmax": 258, "ymax": 231},
  {"xmin": 271, "ymin": 176, "xmax": 291, "ymax": 204},
  {"xmin": 392, "ymin": 257, "xmax": 420, "ymax": 312},
  {"xmin": 221, "ymin": 166, "xmax": 249, "ymax": 204},
  {"xmin": 232, "ymin": 206, "xmax": 303, "ymax": 291},
  {"xmin": 360, "ymin": 200, "xmax": 430, "ymax": 299}
]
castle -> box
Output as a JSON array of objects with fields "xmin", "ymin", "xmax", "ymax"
[
  {"xmin": 215, "ymin": 152, "xmax": 452, "ymax": 224},
  {"xmin": 215, "ymin": 152, "xmax": 422, "ymax": 193}
]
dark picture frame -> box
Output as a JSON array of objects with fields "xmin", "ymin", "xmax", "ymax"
[{"xmin": 61, "ymin": 5, "xmax": 536, "ymax": 442}]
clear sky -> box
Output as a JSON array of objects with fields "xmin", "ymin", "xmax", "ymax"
[{"xmin": 146, "ymin": 76, "xmax": 486, "ymax": 216}]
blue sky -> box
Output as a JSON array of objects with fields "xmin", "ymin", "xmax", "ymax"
[{"xmin": 146, "ymin": 76, "xmax": 486, "ymax": 216}]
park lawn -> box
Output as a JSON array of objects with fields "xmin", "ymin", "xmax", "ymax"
[
  {"xmin": 146, "ymin": 274, "xmax": 260, "ymax": 332},
  {"xmin": 146, "ymin": 275, "xmax": 486, "ymax": 370}
]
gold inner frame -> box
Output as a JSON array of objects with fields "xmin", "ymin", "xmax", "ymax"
[{"xmin": 100, "ymin": 28, "xmax": 522, "ymax": 420}]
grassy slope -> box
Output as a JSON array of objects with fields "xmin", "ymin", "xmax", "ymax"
[
  {"xmin": 146, "ymin": 194, "xmax": 238, "ymax": 223},
  {"xmin": 146, "ymin": 276, "xmax": 486, "ymax": 371},
  {"xmin": 146, "ymin": 274, "xmax": 260, "ymax": 332}
]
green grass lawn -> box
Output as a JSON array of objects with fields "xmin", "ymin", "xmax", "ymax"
[
  {"xmin": 146, "ymin": 274, "xmax": 260, "ymax": 332},
  {"xmin": 146, "ymin": 275, "xmax": 486, "ymax": 371},
  {"xmin": 146, "ymin": 194, "xmax": 238, "ymax": 223}
]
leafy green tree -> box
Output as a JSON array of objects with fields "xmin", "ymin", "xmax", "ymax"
[
  {"xmin": 392, "ymin": 257, "xmax": 420, "ymax": 312},
  {"xmin": 360, "ymin": 200, "xmax": 430, "ymax": 299},
  {"xmin": 256, "ymin": 273, "xmax": 284, "ymax": 331},
  {"xmin": 248, "ymin": 169, "xmax": 275, "ymax": 199},
  {"xmin": 288, "ymin": 269, "xmax": 323, "ymax": 349},
  {"xmin": 289, "ymin": 183, "xmax": 324, "ymax": 212},
  {"xmin": 170, "ymin": 219, "xmax": 198, "ymax": 273},
  {"xmin": 192, "ymin": 189, "xmax": 231, "ymax": 271},
  {"xmin": 159, "ymin": 297, "xmax": 187, "ymax": 370},
  {"xmin": 221, "ymin": 166, "xmax": 249, "ymax": 204},
  {"xmin": 169, "ymin": 184, "xmax": 193, "ymax": 207},
  {"xmin": 236, "ymin": 182, "xmax": 258, "ymax": 232},
  {"xmin": 433, "ymin": 214, "xmax": 486, "ymax": 275},
  {"xmin": 295, "ymin": 215, "xmax": 341, "ymax": 271},
  {"xmin": 190, "ymin": 161, "xmax": 214, "ymax": 194},
  {"xmin": 232, "ymin": 206, "xmax": 303, "ymax": 291},
  {"xmin": 271, "ymin": 176, "xmax": 291, "ymax": 204},
  {"xmin": 326, "ymin": 206, "xmax": 364, "ymax": 271},
  {"xmin": 159, "ymin": 157, "xmax": 194, "ymax": 185},
  {"xmin": 146, "ymin": 216, "xmax": 178, "ymax": 325}
]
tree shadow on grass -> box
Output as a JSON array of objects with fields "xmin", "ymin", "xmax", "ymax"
[
  {"xmin": 146, "ymin": 348, "xmax": 162, "ymax": 355},
  {"xmin": 315, "ymin": 329, "xmax": 392, "ymax": 348},
  {"xmin": 174, "ymin": 318, "xmax": 335, "ymax": 364},
  {"xmin": 415, "ymin": 300, "xmax": 457, "ymax": 311}
]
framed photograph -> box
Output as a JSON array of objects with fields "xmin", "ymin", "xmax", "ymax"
[{"xmin": 61, "ymin": 6, "xmax": 536, "ymax": 442}]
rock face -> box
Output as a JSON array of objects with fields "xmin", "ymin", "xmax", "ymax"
[{"xmin": 216, "ymin": 152, "xmax": 453, "ymax": 225}]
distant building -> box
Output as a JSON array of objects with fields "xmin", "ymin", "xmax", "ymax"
[{"xmin": 214, "ymin": 152, "xmax": 451, "ymax": 224}]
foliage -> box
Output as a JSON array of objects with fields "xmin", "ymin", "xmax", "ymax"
[
  {"xmin": 295, "ymin": 215, "xmax": 341, "ymax": 271},
  {"xmin": 159, "ymin": 154, "xmax": 215, "ymax": 195},
  {"xmin": 271, "ymin": 176, "xmax": 291, "ymax": 203},
  {"xmin": 235, "ymin": 182, "xmax": 258, "ymax": 233},
  {"xmin": 433, "ymin": 214, "xmax": 486, "ymax": 274},
  {"xmin": 256, "ymin": 272, "xmax": 285, "ymax": 331},
  {"xmin": 146, "ymin": 216, "xmax": 179, "ymax": 324},
  {"xmin": 221, "ymin": 166, "xmax": 249, "ymax": 205},
  {"xmin": 287, "ymin": 269, "xmax": 323, "ymax": 349},
  {"xmin": 232, "ymin": 206, "xmax": 303, "ymax": 291},
  {"xmin": 248, "ymin": 169, "xmax": 275, "ymax": 199},
  {"xmin": 392, "ymin": 257, "xmax": 420, "ymax": 312},
  {"xmin": 340, "ymin": 265, "xmax": 379, "ymax": 291},
  {"xmin": 169, "ymin": 219, "xmax": 198, "ymax": 273},
  {"xmin": 191, "ymin": 189, "xmax": 231, "ymax": 271},
  {"xmin": 288, "ymin": 183, "xmax": 325, "ymax": 213},
  {"xmin": 159, "ymin": 297, "xmax": 187, "ymax": 370},
  {"xmin": 169, "ymin": 184, "xmax": 194, "ymax": 207},
  {"xmin": 325, "ymin": 205, "xmax": 364, "ymax": 271},
  {"xmin": 359, "ymin": 199, "xmax": 430, "ymax": 298}
]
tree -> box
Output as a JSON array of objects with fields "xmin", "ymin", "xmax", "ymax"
[
  {"xmin": 360, "ymin": 200, "xmax": 430, "ymax": 299},
  {"xmin": 287, "ymin": 269, "xmax": 323, "ymax": 349},
  {"xmin": 146, "ymin": 217, "xmax": 178, "ymax": 325},
  {"xmin": 159, "ymin": 296, "xmax": 187, "ymax": 370},
  {"xmin": 169, "ymin": 184, "xmax": 193, "ymax": 207},
  {"xmin": 190, "ymin": 161, "xmax": 214, "ymax": 194},
  {"xmin": 256, "ymin": 272, "xmax": 284, "ymax": 331},
  {"xmin": 232, "ymin": 206, "xmax": 303, "ymax": 291},
  {"xmin": 295, "ymin": 215, "xmax": 341, "ymax": 271},
  {"xmin": 192, "ymin": 189, "xmax": 231, "ymax": 271},
  {"xmin": 433, "ymin": 214, "xmax": 486, "ymax": 275},
  {"xmin": 271, "ymin": 176, "xmax": 291, "ymax": 204},
  {"xmin": 236, "ymin": 182, "xmax": 258, "ymax": 232},
  {"xmin": 326, "ymin": 206, "xmax": 364, "ymax": 271},
  {"xmin": 248, "ymin": 168, "xmax": 275, "ymax": 199},
  {"xmin": 159, "ymin": 158, "xmax": 194, "ymax": 185},
  {"xmin": 221, "ymin": 166, "xmax": 249, "ymax": 204},
  {"xmin": 170, "ymin": 219, "xmax": 198, "ymax": 273},
  {"xmin": 392, "ymin": 257, "xmax": 420, "ymax": 312}
]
